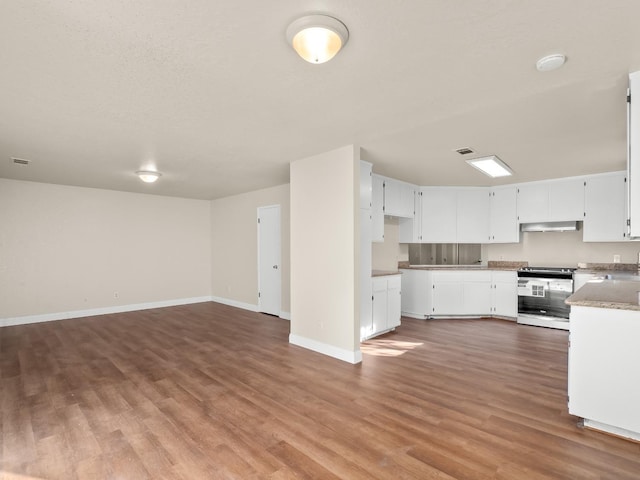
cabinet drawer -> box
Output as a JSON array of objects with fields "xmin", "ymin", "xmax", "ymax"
[
  {"xmin": 462, "ymin": 270, "xmax": 493, "ymax": 282},
  {"xmin": 491, "ymin": 271, "xmax": 516, "ymax": 283},
  {"xmin": 432, "ymin": 271, "xmax": 466, "ymax": 282},
  {"xmin": 386, "ymin": 275, "xmax": 401, "ymax": 289}
]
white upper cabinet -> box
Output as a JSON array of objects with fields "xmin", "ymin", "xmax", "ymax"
[
  {"xmin": 419, "ymin": 187, "xmax": 489, "ymax": 243},
  {"xmin": 383, "ymin": 177, "xmax": 416, "ymax": 218},
  {"xmin": 372, "ymin": 174, "xmax": 385, "ymax": 242},
  {"xmin": 549, "ymin": 178, "xmax": 585, "ymax": 221},
  {"xmin": 517, "ymin": 177, "xmax": 585, "ymax": 224},
  {"xmin": 517, "ymin": 183, "xmax": 549, "ymax": 224},
  {"xmin": 456, "ymin": 187, "xmax": 490, "ymax": 244},
  {"xmin": 420, "ymin": 187, "xmax": 457, "ymax": 243},
  {"xmin": 584, "ymin": 172, "xmax": 628, "ymax": 242},
  {"xmin": 629, "ymin": 71, "xmax": 640, "ymax": 237},
  {"xmin": 398, "ymin": 190, "xmax": 422, "ymax": 243},
  {"xmin": 489, "ymin": 186, "xmax": 519, "ymax": 243},
  {"xmin": 360, "ymin": 161, "xmax": 372, "ymax": 210}
]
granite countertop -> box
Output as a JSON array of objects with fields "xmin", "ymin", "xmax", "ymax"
[
  {"xmin": 576, "ymin": 262, "xmax": 638, "ymax": 272},
  {"xmin": 397, "ymin": 260, "xmax": 526, "ymax": 272},
  {"xmin": 566, "ymin": 280, "xmax": 640, "ymax": 311},
  {"xmin": 372, "ymin": 270, "xmax": 402, "ymax": 277}
]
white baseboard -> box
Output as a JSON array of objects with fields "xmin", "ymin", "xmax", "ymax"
[
  {"xmin": 279, "ymin": 311, "xmax": 291, "ymax": 321},
  {"xmin": 210, "ymin": 296, "xmax": 259, "ymax": 312},
  {"xmin": 401, "ymin": 311, "xmax": 428, "ymax": 320},
  {"xmin": 0, "ymin": 296, "xmax": 212, "ymax": 328},
  {"xmin": 584, "ymin": 419, "xmax": 640, "ymax": 442},
  {"xmin": 289, "ymin": 333, "xmax": 362, "ymax": 364}
]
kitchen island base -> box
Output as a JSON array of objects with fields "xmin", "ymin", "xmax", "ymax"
[{"xmin": 567, "ymin": 300, "xmax": 640, "ymax": 443}]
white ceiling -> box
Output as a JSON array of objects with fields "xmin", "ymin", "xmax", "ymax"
[{"xmin": 1, "ymin": 1, "xmax": 639, "ymax": 200}]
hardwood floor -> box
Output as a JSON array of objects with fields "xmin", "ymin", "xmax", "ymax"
[{"xmin": 2, "ymin": 303, "xmax": 639, "ymax": 479}]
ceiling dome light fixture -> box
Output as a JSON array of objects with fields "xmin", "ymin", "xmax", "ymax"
[
  {"xmin": 286, "ymin": 14, "xmax": 349, "ymax": 64},
  {"xmin": 136, "ymin": 170, "xmax": 162, "ymax": 183},
  {"xmin": 536, "ymin": 53, "xmax": 566, "ymax": 72}
]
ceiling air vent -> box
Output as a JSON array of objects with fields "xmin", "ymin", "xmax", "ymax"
[
  {"xmin": 12, "ymin": 157, "xmax": 30, "ymax": 165},
  {"xmin": 455, "ymin": 147, "xmax": 474, "ymax": 155}
]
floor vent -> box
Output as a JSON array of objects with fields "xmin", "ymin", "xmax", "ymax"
[{"xmin": 12, "ymin": 157, "xmax": 30, "ymax": 165}]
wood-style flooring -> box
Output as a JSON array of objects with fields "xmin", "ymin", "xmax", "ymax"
[{"xmin": 1, "ymin": 302, "xmax": 639, "ymax": 479}]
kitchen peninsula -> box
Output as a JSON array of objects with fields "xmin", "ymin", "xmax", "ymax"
[{"xmin": 566, "ymin": 280, "xmax": 640, "ymax": 442}]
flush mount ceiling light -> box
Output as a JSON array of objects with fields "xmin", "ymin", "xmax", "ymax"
[
  {"xmin": 136, "ymin": 170, "xmax": 162, "ymax": 183},
  {"xmin": 286, "ymin": 14, "xmax": 349, "ymax": 64},
  {"xmin": 466, "ymin": 155, "xmax": 513, "ymax": 178},
  {"xmin": 536, "ymin": 53, "xmax": 566, "ymax": 72}
]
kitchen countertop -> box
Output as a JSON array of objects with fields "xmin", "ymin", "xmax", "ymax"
[
  {"xmin": 576, "ymin": 262, "xmax": 638, "ymax": 272},
  {"xmin": 372, "ymin": 270, "xmax": 402, "ymax": 277},
  {"xmin": 566, "ymin": 280, "xmax": 640, "ymax": 311},
  {"xmin": 397, "ymin": 260, "xmax": 526, "ymax": 271},
  {"xmin": 398, "ymin": 265, "xmax": 522, "ymax": 271}
]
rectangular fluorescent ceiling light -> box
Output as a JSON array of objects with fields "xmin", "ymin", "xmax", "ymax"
[{"xmin": 466, "ymin": 155, "xmax": 513, "ymax": 178}]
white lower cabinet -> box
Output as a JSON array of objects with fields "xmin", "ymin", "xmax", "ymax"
[
  {"xmin": 364, "ymin": 274, "xmax": 402, "ymax": 340},
  {"xmin": 400, "ymin": 269, "xmax": 432, "ymax": 317},
  {"xmin": 433, "ymin": 281, "xmax": 465, "ymax": 315},
  {"xmin": 491, "ymin": 271, "xmax": 517, "ymax": 318},
  {"xmin": 401, "ymin": 269, "xmax": 517, "ymax": 319},
  {"xmin": 433, "ymin": 271, "xmax": 493, "ymax": 316},
  {"xmin": 568, "ymin": 305, "xmax": 640, "ymax": 440}
]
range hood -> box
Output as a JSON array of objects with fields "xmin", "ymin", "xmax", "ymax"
[{"xmin": 520, "ymin": 221, "xmax": 580, "ymax": 232}]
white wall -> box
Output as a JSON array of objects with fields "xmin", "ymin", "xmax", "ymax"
[
  {"xmin": 372, "ymin": 217, "xmax": 409, "ymax": 270},
  {"xmin": 0, "ymin": 179, "xmax": 211, "ymax": 323},
  {"xmin": 377, "ymin": 222, "xmax": 639, "ymax": 268},
  {"xmin": 290, "ymin": 145, "xmax": 360, "ymax": 363},
  {"xmin": 484, "ymin": 230, "xmax": 640, "ymax": 266},
  {"xmin": 209, "ymin": 184, "xmax": 290, "ymax": 314}
]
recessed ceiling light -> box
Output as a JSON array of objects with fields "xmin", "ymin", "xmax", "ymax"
[
  {"xmin": 466, "ymin": 155, "xmax": 513, "ymax": 178},
  {"xmin": 136, "ymin": 170, "xmax": 162, "ymax": 183},
  {"xmin": 286, "ymin": 14, "xmax": 349, "ymax": 64},
  {"xmin": 536, "ymin": 54, "xmax": 566, "ymax": 72}
]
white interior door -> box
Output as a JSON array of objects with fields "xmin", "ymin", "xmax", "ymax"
[{"xmin": 258, "ymin": 205, "xmax": 281, "ymax": 316}]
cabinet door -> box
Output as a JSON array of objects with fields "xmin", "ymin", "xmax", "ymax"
[
  {"xmin": 386, "ymin": 276, "xmax": 401, "ymax": 329},
  {"xmin": 492, "ymin": 271, "xmax": 517, "ymax": 318},
  {"xmin": 584, "ymin": 172, "xmax": 628, "ymax": 242},
  {"xmin": 372, "ymin": 278, "xmax": 388, "ymax": 335},
  {"xmin": 421, "ymin": 188, "xmax": 457, "ymax": 243},
  {"xmin": 400, "ymin": 269, "xmax": 432, "ymax": 316},
  {"xmin": 398, "ymin": 190, "xmax": 422, "ymax": 243},
  {"xmin": 384, "ymin": 178, "xmax": 415, "ymax": 218},
  {"xmin": 489, "ymin": 186, "xmax": 519, "ymax": 243},
  {"xmin": 517, "ymin": 183, "xmax": 548, "ymax": 223},
  {"xmin": 549, "ymin": 178, "xmax": 585, "ymax": 222},
  {"xmin": 457, "ymin": 188, "xmax": 490, "ymax": 243},
  {"xmin": 629, "ymin": 71, "xmax": 640, "ymax": 237},
  {"xmin": 433, "ymin": 282, "xmax": 464, "ymax": 315},
  {"xmin": 372, "ymin": 175, "xmax": 385, "ymax": 242},
  {"xmin": 400, "ymin": 182, "xmax": 417, "ymax": 218},
  {"xmin": 463, "ymin": 282, "xmax": 492, "ymax": 315},
  {"xmin": 462, "ymin": 271, "xmax": 492, "ymax": 315}
]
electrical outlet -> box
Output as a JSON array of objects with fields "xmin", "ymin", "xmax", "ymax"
[
  {"xmin": 613, "ymin": 255, "xmax": 621, "ymax": 263},
  {"xmin": 114, "ymin": 292, "xmax": 119, "ymax": 298}
]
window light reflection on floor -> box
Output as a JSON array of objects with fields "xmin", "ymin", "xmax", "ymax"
[{"xmin": 360, "ymin": 339, "xmax": 423, "ymax": 357}]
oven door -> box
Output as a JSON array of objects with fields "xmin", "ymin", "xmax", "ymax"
[{"xmin": 517, "ymin": 277, "xmax": 572, "ymax": 319}]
